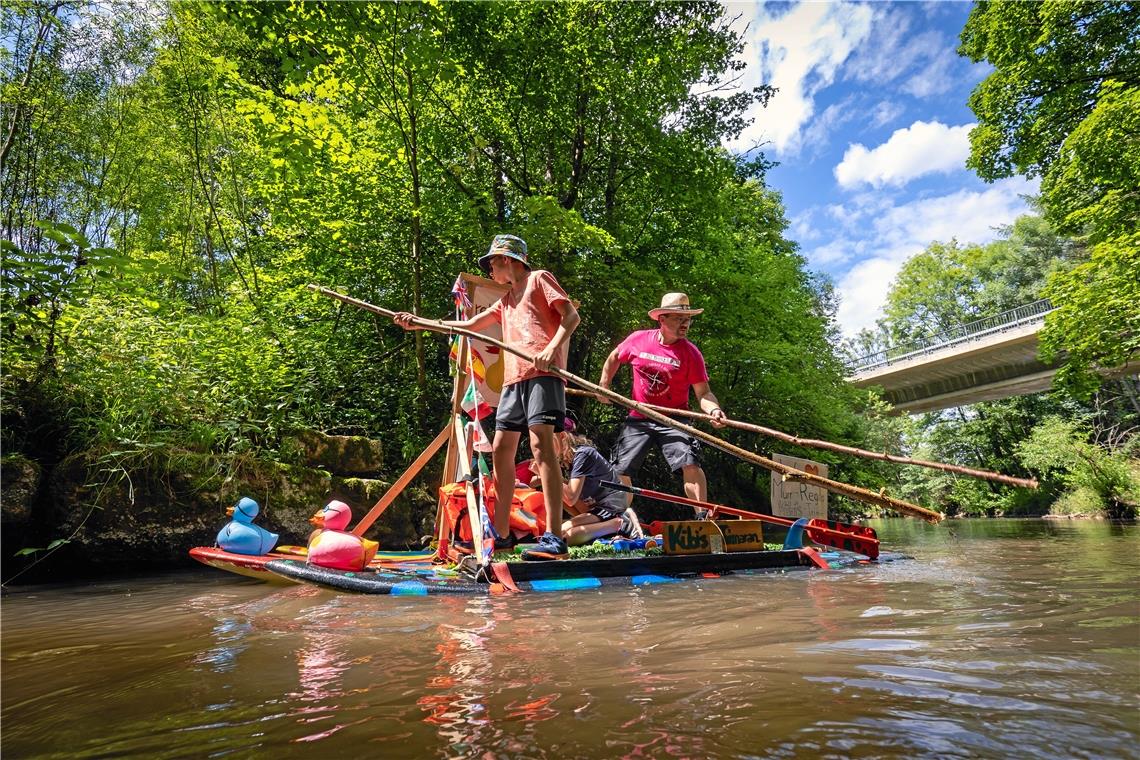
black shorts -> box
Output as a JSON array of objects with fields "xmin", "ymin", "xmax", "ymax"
[
  {"xmin": 611, "ymin": 417, "xmax": 701, "ymax": 475},
  {"xmin": 496, "ymin": 376, "xmax": 567, "ymax": 433},
  {"xmin": 587, "ymin": 492, "xmax": 628, "ymax": 522}
]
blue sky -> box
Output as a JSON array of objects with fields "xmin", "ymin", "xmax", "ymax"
[{"xmin": 722, "ymin": 1, "xmax": 1039, "ymax": 339}]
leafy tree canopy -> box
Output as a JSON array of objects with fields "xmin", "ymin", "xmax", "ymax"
[
  {"xmin": 959, "ymin": 1, "xmax": 1140, "ymax": 393},
  {"xmin": 1, "ymin": 0, "xmax": 864, "ymax": 516}
]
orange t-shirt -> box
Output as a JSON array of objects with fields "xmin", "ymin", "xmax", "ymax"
[{"xmin": 487, "ymin": 269, "xmax": 571, "ymax": 387}]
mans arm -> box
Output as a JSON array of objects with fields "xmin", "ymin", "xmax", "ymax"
[
  {"xmin": 533, "ymin": 300, "xmax": 580, "ymax": 372},
  {"xmin": 594, "ymin": 345, "xmax": 624, "ymax": 404},
  {"xmin": 692, "ymin": 381, "xmax": 727, "ymax": 428}
]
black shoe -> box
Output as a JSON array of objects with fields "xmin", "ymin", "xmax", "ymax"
[
  {"xmin": 521, "ymin": 532, "xmax": 569, "ymax": 561},
  {"xmin": 493, "ymin": 535, "xmax": 517, "ymax": 552}
]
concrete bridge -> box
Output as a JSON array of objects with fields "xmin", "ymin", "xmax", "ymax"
[{"xmin": 848, "ymin": 300, "xmax": 1062, "ymax": 414}]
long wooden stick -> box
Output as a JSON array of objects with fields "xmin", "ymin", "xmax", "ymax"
[
  {"xmin": 566, "ymin": 388, "xmax": 1037, "ymax": 489},
  {"xmin": 352, "ymin": 423, "xmax": 450, "ymax": 536},
  {"xmin": 307, "ymin": 285, "xmax": 945, "ymax": 524}
]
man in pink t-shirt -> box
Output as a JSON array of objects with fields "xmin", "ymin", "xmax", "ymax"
[
  {"xmin": 394, "ymin": 235, "xmax": 580, "ymax": 561},
  {"xmin": 597, "ymin": 293, "xmax": 726, "ymax": 507}
]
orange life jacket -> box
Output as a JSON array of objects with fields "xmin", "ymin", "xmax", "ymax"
[{"xmin": 437, "ymin": 480, "xmax": 547, "ymax": 543}]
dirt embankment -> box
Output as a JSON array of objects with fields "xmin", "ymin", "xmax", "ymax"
[{"xmin": 1, "ymin": 431, "xmax": 436, "ymax": 582}]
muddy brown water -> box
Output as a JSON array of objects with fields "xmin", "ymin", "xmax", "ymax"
[{"xmin": 3, "ymin": 519, "xmax": 1138, "ymax": 759}]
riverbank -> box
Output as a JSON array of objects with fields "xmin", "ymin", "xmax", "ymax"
[{"xmin": 0, "ymin": 431, "xmax": 434, "ymax": 584}]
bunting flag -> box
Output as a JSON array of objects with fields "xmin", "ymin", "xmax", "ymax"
[
  {"xmin": 448, "ymin": 276, "xmax": 473, "ymax": 373},
  {"xmin": 462, "ymin": 381, "xmax": 494, "ymax": 452},
  {"xmin": 451, "ymin": 275, "xmax": 473, "ymax": 313},
  {"xmin": 448, "ymin": 335, "xmax": 460, "ymax": 367},
  {"xmin": 465, "ymin": 425, "xmax": 497, "ymax": 561},
  {"xmin": 469, "ymin": 346, "xmax": 487, "ymax": 385}
]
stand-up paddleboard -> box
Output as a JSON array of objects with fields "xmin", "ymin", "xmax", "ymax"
[
  {"xmin": 189, "ymin": 546, "xmax": 435, "ymax": 583},
  {"xmin": 265, "ymin": 549, "xmax": 907, "ymax": 595}
]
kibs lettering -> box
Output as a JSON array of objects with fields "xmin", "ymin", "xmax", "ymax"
[{"xmin": 667, "ymin": 524, "xmax": 709, "ymax": 550}]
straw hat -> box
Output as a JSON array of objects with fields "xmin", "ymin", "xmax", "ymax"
[{"xmin": 649, "ymin": 292, "xmax": 704, "ymax": 320}]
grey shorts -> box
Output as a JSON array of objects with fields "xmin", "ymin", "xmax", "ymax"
[
  {"xmin": 496, "ymin": 376, "xmax": 567, "ymax": 433},
  {"xmin": 611, "ymin": 418, "xmax": 701, "ymax": 475}
]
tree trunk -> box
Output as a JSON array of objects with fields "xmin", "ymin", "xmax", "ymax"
[
  {"xmin": 406, "ymin": 66, "xmax": 427, "ymax": 401},
  {"xmin": 0, "ymin": 3, "xmax": 60, "ymax": 177}
]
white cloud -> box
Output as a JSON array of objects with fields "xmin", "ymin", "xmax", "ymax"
[
  {"xmin": 834, "ymin": 120, "xmax": 974, "ymax": 189},
  {"xmin": 869, "ymin": 100, "xmax": 904, "ymax": 128},
  {"xmin": 833, "ymin": 177, "xmax": 1039, "ymax": 336},
  {"xmin": 844, "ymin": 11, "xmax": 964, "ymax": 100},
  {"xmin": 804, "ymin": 237, "xmax": 863, "ymax": 268},
  {"xmin": 725, "ymin": 2, "xmax": 874, "ymax": 156},
  {"xmin": 900, "ymin": 45, "xmax": 961, "ymax": 98},
  {"xmin": 789, "ymin": 209, "xmax": 822, "ymax": 243},
  {"xmin": 798, "ymin": 96, "xmax": 858, "ymax": 159},
  {"xmin": 844, "ymin": 7, "xmax": 919, "ymax": 85},
  {"xmin": 835, "ymin": 257, "xmax": 902, "ymax": 335}
]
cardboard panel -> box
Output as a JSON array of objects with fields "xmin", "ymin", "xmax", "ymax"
[
  {"xmin": 661, "ymin": 521, "xmax": 722, "ymax": 554},
  {"xmin": 660, "ymin": 520, "xmax": 767, "ymax": 554},
  {"xmin": 770, "ymin": 453, "xmax": 829, "ymax": 520},
  {"xmin": 457, "ymin": 272, "xmax": 509, "ymax": 407},
  {"xmin": 718, "ymin": 520, "xmax": 765, "ymax": 552}
]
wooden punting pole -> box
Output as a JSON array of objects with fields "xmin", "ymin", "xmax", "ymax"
[
  {"xmin": 566, "ymin": 388, "xmax": 1037, "ymax": 489},
  {"xmin": 308, "ymin": 285, "xmax": 945, "ymax": 524}
]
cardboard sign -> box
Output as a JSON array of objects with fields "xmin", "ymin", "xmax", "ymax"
[
  {"xmin": 718, "ymin": 520, "xmax": 765, "ymax": 551},
  {"xmin": 770, "ymin": 453, "xmax": 828, "ymax": 520},
  {"xmin": 661, "ymin": 521, "xmax": 723, "ymax": 554},
  {"xmin": 660, "ymin": 520, "xmax": 765, "ymax": 554}
]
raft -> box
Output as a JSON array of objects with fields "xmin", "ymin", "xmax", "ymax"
[
  {"xmin": 188, "ymin": 546, "xmax": 434, "ymax": 583},
  {"xmin": 264, "ymin": 548, "xmax": 906, "ymax": 595}
]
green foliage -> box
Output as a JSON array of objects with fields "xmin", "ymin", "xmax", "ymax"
[
  {"xmin": 887, "ymin": 396, "xmax": 1065, "ymax": 517},
  {"xmin": 0, "ymin": 0, "xmax": 869, "ymax": 551},
  {"xmin": 1041, "ymin": 234, "xmax": 1140, "ymax": 397},
  {"xmin": 1017, "ymin": 417, "xmax": 1139, "ymax": 518},
  {"xmin": 881, "ymin": 240, "xmax": 986, "ymax": 343},
  {"xmin": 959, "ymin": 2, "xmax": 1140, "ymax": 394},
  {"xmin": 959, "ymin": 1, "xmax": 1139, "ymax": 187},
  {"xmin": 1045, "ymin": 81, "xmax": 1140, "ymax": 246},
  {"xmin": 56, "ymin": 294, "xmax": 301, "ymax": 453}
]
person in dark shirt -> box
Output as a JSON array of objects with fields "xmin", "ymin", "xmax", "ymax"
[{"xmin": 555, "ymin": 431, "xmax": 644, "ymax": 545}]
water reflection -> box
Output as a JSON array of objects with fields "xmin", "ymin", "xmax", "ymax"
[
  {"xmin": 1, "ymin": 519, "xmax": 1137, "ymax": 759},
  {"xmin": 417, "ymin": 599, "xmax": 500, "ymax": 739},
  {"xmin": 194, "ymin": 617, "xmax": 254, "ymax": 673}
]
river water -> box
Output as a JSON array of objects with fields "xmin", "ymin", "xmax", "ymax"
[{"xmin": 3, "ymin": 519, "xmax": 1138, "ymax": 759}]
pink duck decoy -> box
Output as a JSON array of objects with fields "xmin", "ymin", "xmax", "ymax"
[{"xmin": 306, "ymin": 500, "xmax": 379, "ymax": 571}]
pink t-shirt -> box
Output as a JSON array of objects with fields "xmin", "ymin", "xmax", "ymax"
[
  {"xmin": 487, "ymin": 270, "xmax": 571, "ymax": 387},
  {"xmin": 615, "ymin": 329, "xmax": 708, "ymax": 417}
]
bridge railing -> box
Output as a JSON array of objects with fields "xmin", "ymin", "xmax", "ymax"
[{"xmin": 850, "ymin": 298, "xmax": 1055, "ymax": 374}]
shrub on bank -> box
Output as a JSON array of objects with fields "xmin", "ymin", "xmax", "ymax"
[{"xmin": 1017, "ymin": 417, "xmax": 1139, "ymax": 519}]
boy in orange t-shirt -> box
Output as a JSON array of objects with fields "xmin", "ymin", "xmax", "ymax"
[{"xmin": 394, "ymin": 235, "xmax": 580, "ymax": 560}]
